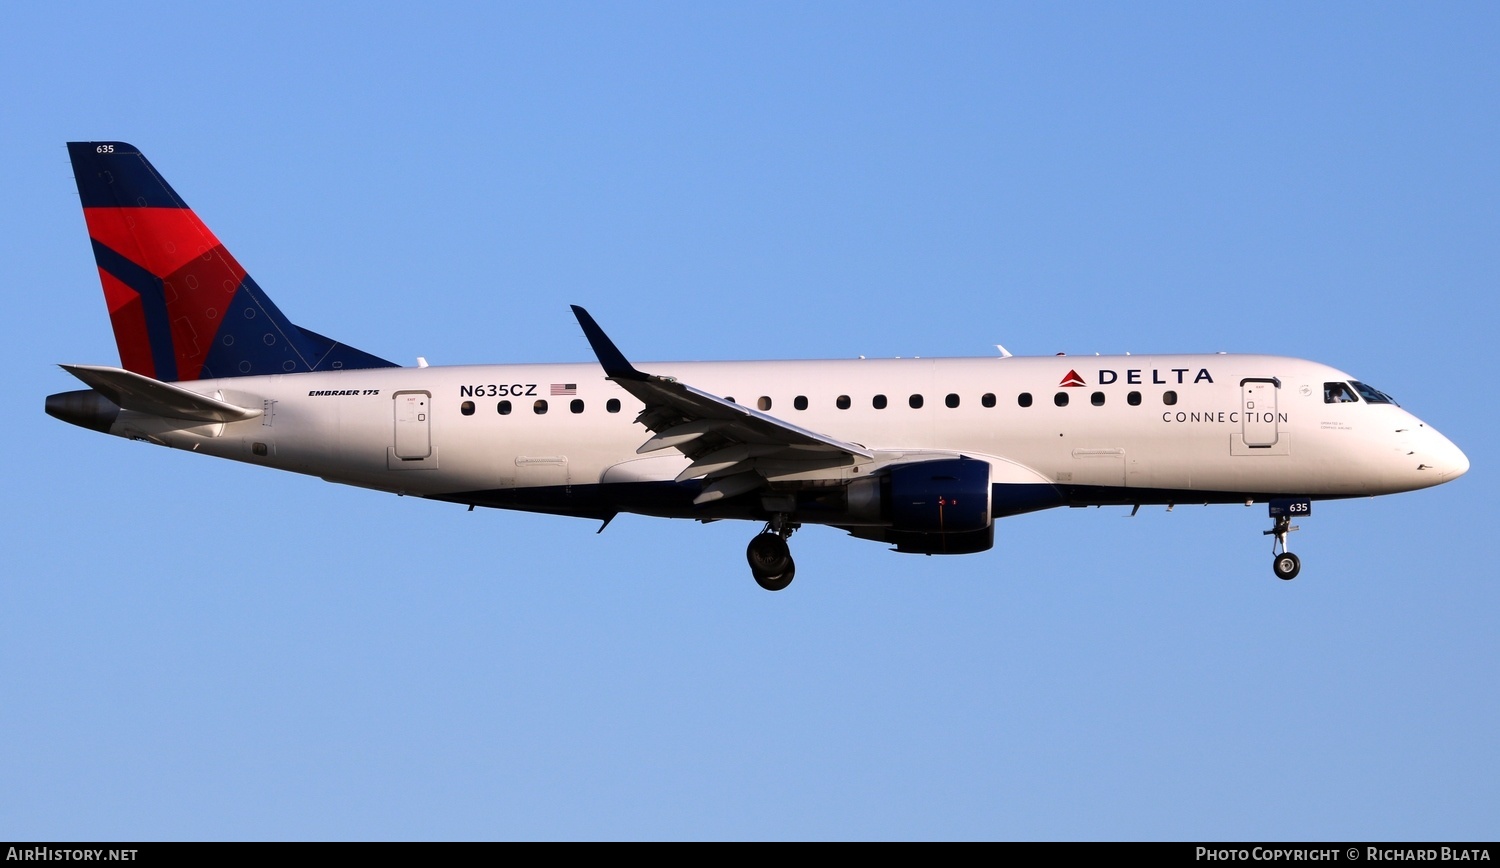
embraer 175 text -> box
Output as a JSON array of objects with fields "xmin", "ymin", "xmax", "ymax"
[{"xmin": 48, "ymin": 142, "xmax": 1469, "ymax": 590}]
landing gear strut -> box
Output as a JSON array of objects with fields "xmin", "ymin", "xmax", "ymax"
[
  {"xmin": 1263, "ymin": 499, "xmax": 1307, "ymax": 580},
  {"xmin": 747, "ymin": 515, "xmax": 799, "ymax": 591}
]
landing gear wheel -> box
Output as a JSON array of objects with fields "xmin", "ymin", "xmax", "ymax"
[
  {"xmin": 1273, "ymin": 551, "xmax": 1301, "ymax": 581},
  {"xmin": 753, "ymin": 563, "xmax": 795, "ymax": 592},
  {"xmin": 746, "ymin": 532, "xmax": 796, "ymax": 591}
]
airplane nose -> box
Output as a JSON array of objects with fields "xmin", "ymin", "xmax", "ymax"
[
  {"xmin": 1430, "ymin": 430, "xmax": 1469, "ymax": 482},
  {"xmin": 1444, "ymin": 440, "xmax": 1470, "ymax": 480}
]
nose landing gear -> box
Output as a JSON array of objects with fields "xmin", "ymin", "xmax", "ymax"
[
  {"xmin": 1263, "ymin": 498, "xmax": 1309, "ymax": 580},
  {"xmin": 1272, "ymin": 547, "xmax": 1301, "ymax": 581},
  {"xmin": 747, "ymin": 515, "xmax": 799, "ymax": 591}
]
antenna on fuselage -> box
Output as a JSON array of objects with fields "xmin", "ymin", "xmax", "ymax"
[{"xmin": 995, "ymin": 344, "xmax": 1013, "ymax": 358}]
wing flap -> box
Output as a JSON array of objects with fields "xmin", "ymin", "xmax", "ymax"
[
  {"xmin": 636, "ymin": 419, "xmax": 730, "ymax": 454},
  {"xmin": 693, "ymin": 472, "xmax": 766, "ymax": 505}
]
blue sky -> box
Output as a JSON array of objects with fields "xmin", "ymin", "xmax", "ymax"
[{"xmin": 3, "ymin": 2, "xmax": 1497, "ymax": 840}]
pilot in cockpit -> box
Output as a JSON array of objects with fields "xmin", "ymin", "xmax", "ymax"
[{"xmin": 1324, "ymin": 382, "xmax": 1358, "ymax": 403}]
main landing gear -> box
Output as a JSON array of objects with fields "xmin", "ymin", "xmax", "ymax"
[
  {"xmin": 1263, "ymin": 499, "xmax": 1309, "ymax": 580},
  {"xmin": 746, "ymin": 515, "xmax": 799, "ymax": 591}
]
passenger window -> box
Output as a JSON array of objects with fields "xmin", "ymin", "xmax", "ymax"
[
  {"xmin": 606, "ymin": 398, "xmax": 621, "ymax": 413},
  {"xmin": 1054, "ymin": 392, "xmax": 1069, "ymax": 407},
  {"xmin": 836, "ymin": 395, "xmax": 851, "ymax": 410},
  {"xmin": 461, "ymin": 401, "xmax": 475, "ymax": 416},
  {"xmin": 1163, "ymin": 391, "xmax": 1177, "ymax": 406},
  {"xmin": 570, "ymin": 399, "xmax": 584, "ymax": 414},
  {"xmin": 758, "ymin": 396, "xmax": 772, "ymax": 411},
  {"xmin": 945, "ymin": 393, "xmax": 960, "ymax": 408},
  {"xmin": 1018, "ymin": 392, "xmax": 1033, "ymax": 408},
  {"xmin": 1091, "ymin": 391, "xmax": 1105, "ymax": 406},
  {"xmin": 534, "ymin": 399, "xmax": 548, "ymax": 414},
  {"xmin": 1127, "ymin": 391, "xmax": 1141, "ymax": 406},
  {"xmin": 909, "ymin": 394, "xmax": 924, "ymax": 409},
  {"xmin": 1324, "ymin": 382, "xmax": 1359, "ymax": 404},
  {"xmin": 497, "ymin": 400, "xmax": 512, "ymax": 415},
  {"xmin": 873, "ymin": 394, "xmax": 888, "ymax": 410},
  {"xmin": 794, "ymin": 396, "xmax": 808, "ymax": 411},
  {"xmin": 982, "ymin": 393, "xmax": 996, "ymax": 408}
]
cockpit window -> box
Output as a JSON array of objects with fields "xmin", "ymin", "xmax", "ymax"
[
  {"xmin": 1324, "ymin": 382, "xmax": 1359, "ymax": 404},
  {"xmin": 1350, "ymin": 381, "xmax": 1397, "ymax": 406}
]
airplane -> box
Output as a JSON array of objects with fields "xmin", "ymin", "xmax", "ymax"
[{"xmin": 47, "ymin": 141, "xmax": 1470, "ymax": 591}]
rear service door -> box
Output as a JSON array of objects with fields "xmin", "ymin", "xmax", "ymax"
[{"xmin": 393, "ymin": 391, "xmax": 432, "ymax": 460}]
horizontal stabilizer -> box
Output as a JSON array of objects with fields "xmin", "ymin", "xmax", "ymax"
[{"xmin": 60, "ymin": 364, "xmax": 262, "ymax": 423}]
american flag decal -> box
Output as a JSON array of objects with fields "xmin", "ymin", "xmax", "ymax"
[{"xmin": 550, "ymin": 383, "xmax": 577, "ymax": 396}]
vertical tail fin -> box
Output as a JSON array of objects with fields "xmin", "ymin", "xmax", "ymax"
[{"xmin": 67, "ymin": 141, "xmax": 396, "ymax": 381}]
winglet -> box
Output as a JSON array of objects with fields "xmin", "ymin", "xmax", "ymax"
[{"xmin": 571, "ymin": 305, "xmax": 648, "ymax": 381}]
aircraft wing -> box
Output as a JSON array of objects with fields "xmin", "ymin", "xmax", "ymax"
[
  {"xmin": 572, "ymin": 306, "xmax": 872, "ymax": 503},
  {"xmin": 61, "ymin": 364, "xmax": 263, "ymax": 423}
]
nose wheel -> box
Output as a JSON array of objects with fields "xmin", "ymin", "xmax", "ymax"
[
  {"xmin": 747, "ymin": 516, "xmax": 798, "ymax": 591},
  {"xmin": 1263, "ymin": 499, "xmax": 1307, "ymax": 580}
]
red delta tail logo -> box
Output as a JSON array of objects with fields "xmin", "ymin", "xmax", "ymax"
[
  {"xmin": 1059, "ymin": 369, "xmax": 1086, "ymax": 387},
  {"xmin": 65, "ymin": 141, "xmax": 395, "ymax": 382}
]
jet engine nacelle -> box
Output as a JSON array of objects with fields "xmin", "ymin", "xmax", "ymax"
[
  {"xmin": 840, "ymin": 456, "xmax": 996, "ymax": 554},
  {"xmin": 887, "ymin": 457, "xmax": 992, "ymax": 533}
]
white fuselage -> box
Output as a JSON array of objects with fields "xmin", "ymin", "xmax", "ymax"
[{"xmin": 101, "ymin": 353, "xmax": 1468, "ymax": 525}]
